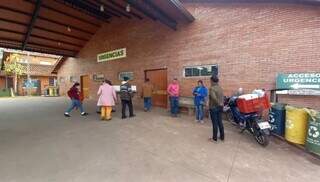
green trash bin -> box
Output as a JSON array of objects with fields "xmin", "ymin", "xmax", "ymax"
[
  {"xmin": 49, "ymin": 88, "xmax": 54, "ymax": 96},
  {"xmin": 52, "ymin": 88, "xmax": 57, "ymax": 96},
  {"xmin": 269, "ymin": 103, "xmax": 286, "ymax": 136},
  {"xmin": 306, "ymin": 109, "xmax": 320, "ymax": 156}
]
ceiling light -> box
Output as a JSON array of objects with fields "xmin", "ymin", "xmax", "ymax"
[
  {"xmin": 67, "ymin": 26, "xmax": 71, "ymax": 32},
  {"xmin": 58, "ymin": 42, "xmax": 61, "ymax": 46},
  {"xmin": 100, "ymin": 5, "xmax": 104, "ymax": 12},
  {"xmin": 126, "ymin": 4, "xmax": 130, "ymax": 12}
]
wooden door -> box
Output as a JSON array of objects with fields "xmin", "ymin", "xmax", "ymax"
[
  {"xmin": 145, "ymin": 69, "xmax": 167, "ymax": 108},
  {"xmin": 80, "ymin": 75, "xmax": 90, "ymax": 98},
  {"xmin": 36, "ymin": 80, "xmax": 41, "ymax": 95}
]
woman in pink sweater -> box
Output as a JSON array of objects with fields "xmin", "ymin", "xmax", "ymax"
[{"xmin": 97, "ymin": 80, "xmax": 117, "ymax": 121}]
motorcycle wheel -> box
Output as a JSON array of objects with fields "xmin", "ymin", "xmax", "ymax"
[
  {"xmin": 255, "ymin": 131, "xmax": 269, "ymax": 147},
  {"xmin": 225, "ymin": 110, "xmax": 235, "ymax": 123}
]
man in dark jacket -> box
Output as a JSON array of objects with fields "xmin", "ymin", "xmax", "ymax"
[
  {"xmin": 120, "ymin": 77, "xmax": 135, "ymax": 119},
  {"xmin": 209, "ymin": 76, "xmax": 224, "ymax": 142},
  {"xmin": 64, "ymin": 82, "xmax": 88, "ymax": 117}
]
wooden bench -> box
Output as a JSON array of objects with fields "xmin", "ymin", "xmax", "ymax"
[
  {"xmin": 179, "ymin": 96, "xmax": 195, "ymax": 115},
  {"xmin": 179, "ymin": 96, "xmax": 210, "ymax": 117}
]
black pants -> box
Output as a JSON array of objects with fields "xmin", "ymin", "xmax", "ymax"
[
  {"xmin": 210, "ymin": 106, "xmax": 224, "ymax": 140},
  {"xmin": 121, "ymin": 99, "xmax": 134, "ymax": 117}
]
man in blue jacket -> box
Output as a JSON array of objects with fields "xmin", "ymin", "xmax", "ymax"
[{"xmin": 193, "ymin": 80, "xmax": 208, "ymax": 124}]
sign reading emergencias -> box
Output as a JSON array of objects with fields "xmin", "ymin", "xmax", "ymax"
[
  {"xmin": 97, "ymin": 48, "xmax": 126, "ymax": 62},
  {"xmin": 276, "ymin": 73, "xmax": 320, "ymax": 90}
]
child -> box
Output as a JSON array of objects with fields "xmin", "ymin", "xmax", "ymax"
[{"xmin": 64, "ymin": 82, "xmax": 88, "ymax": 117}]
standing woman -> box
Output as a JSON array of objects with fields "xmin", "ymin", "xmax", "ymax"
[
  {"xmin": 193, "ymin": 80, "xmax": 208, "ymax": 123},
  {"xmin": 97, "ymin": 79, "xmax": 117, "ymax": 121}
]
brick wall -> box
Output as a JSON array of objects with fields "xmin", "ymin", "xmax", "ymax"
[{"xmin": 57, "ymin": 3, "xmax": 320, "ymax": 110}]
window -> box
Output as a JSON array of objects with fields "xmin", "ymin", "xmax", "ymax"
[
  {"xmin": 184, "ymin": 65, "xmax": 218, "ymax": 77},
  {"xmin": 49, "ymin": 77, "xmax": 55, "ymax": 86},
  {"xmin": 23, "ymin": 79, "xmax": 39, "ymax": 88},
  {"xmin": 119, "ymin": 72, "xmax": 134, "ymax": 81}
]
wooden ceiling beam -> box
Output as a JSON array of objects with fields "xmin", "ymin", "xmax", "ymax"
[
  {"xmin": 22, "ymin": 0, "xmax": 42, "ymax": 50},
  {"xmin": 58, "ymin": 0, "xmax": 112, "ymax": 21},
  {"xmin": 0, "ymin": 17, "xmax": 89, "ymax": 42},
  {"xmin": 30, "ymin": 34, "xmax": 82, "ymax": 48},
  {"xmin": 125, "ymin": 0, "xmax": 177, "ymax": 30},
  {"xmin": 28, "ymin": 41, "xmax": 79, "ymax": 52},
  {"xmin": 0, "ymin": 28, "xmax": 82, "ymax": 48},
  {"xmin": 28, "ymin": 0, "xmax": 101, "ymax": 27},
  {"xmin": 0, "ymin": 39, "xmax": 76, "ymax": 57},
  {"xmin": 0, "ymin": 4, "xmax": 95, "ymax": 36},
  {"xmin": 168, "ymin": 0, "xmax": 195, "ymax": 22},
  {"xmin": 79, "ymin": 0, "xmax": 121, "ymax": 18},
  {"xmin": 106, "ymin": 0, "xmax": 143, "ymax": 19},
  {"xmin": 92, "ymin": 0, "xmax": 132, "ymax": 19},
  {"xmin": 125, "ymin": 0, "xmax": 157, "ymax": 21},
  {"xmin": 38, "ymin": 15, "xmax": 95, "ymax": 35}
]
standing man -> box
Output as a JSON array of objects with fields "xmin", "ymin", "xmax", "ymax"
[
  {"xmin": 64, "ymin": 82, "xmax": 88, "ymax": 117},
  {"xmin": 209, "ymin": 76, "xmax": 224, "ymax": 142},
  {"xmin": 167, "ymin": 78, "xmax": 180, "ymax": 117},
  {"xmin": 141, "ymin": 78, "xmax": 154, "ymax": 112},
  {"xmin": 120, "ymin": 76, "xmax": 135, "ymax": 119}
]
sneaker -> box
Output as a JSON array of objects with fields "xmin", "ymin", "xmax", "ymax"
[
  {"xmin": 200, "ymin": 120, "xmax": 205, "ymax": 124},
  {"xmin": 81, "ymin": 112, "xmax": 88, "ymax": 116},
  {"xmin": 172, "ymin": 114, "xmax": 178, "ymax": 118},
  {"xmin": 122, "ymin": 116, "xmax": 127, "ymax": 119},
  {"xmin": 195, "ymin": 120, "xmax": 199, "ymax": 123},
  {"xmin": 129, "ymin": 114, "xmax": 136, "ymax": 118},
  {"xmin": 208, "ymin": 138, "xmax": 217, "ymax": 142},
  {"xmin": 64, "ymin": 112, "xmax": 70, "ymax": 117}
]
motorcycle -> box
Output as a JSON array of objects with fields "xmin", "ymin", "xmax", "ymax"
[{"xmin": 224, "ymin": 96, "xmax": 271, "ymax": 146}]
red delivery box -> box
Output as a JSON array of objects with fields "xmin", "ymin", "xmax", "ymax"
[{"xmin": 237, "ymin": 94, "xmax": 270, "ymax": 113}]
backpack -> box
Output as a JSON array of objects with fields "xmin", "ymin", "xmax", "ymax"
[{"xmin": 67, "ymin": 89, "xmax": 73, "ymax": 99}]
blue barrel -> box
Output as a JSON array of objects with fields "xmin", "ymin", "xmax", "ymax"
[{"xmin": 269, "ymin": 103, "xmax": 286, "ymax": 136}]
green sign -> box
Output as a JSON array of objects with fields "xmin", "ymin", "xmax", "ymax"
[
  {"xmin": 97, "ymin": 48, "xmax": 126, "ymax": 62},
  {"xmin": 276, "ymin": 73, "xmax": 320, "ymax": 90}
]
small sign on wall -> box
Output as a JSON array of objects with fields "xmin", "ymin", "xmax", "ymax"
[
  {"xmin": 97, "ymin": 48, "xmax": 126, "ymax": 62},
  {"xmin": 92, "ymin": 73, "xmax": 105, "ymax": 82}
]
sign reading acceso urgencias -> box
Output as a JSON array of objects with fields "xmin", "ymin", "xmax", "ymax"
[
  {"xmin": 276, "ymin": 73, "xmax": 320, "ymax": 90},
  {"xmin": 97, "ymin": 48, "xmax": 126, "ymax": 62}
]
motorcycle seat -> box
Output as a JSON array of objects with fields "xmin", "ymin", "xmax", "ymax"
[{"xmin": 242, "ymin": 112, "xmax": 258, "ymax": 119}]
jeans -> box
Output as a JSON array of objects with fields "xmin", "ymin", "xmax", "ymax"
[
  {"xmin": 122, "ymin": 99, "xmax": 134, "ymax": 117},
  {"xmin": 66, "ymin": 99, "xmax": 84, "ymax": 113},
  {"xmin": 144, "ymin": 97, "xmax": 152, "ymax": 111},
  {"xmin": 195, "ymin": 104, "xmax": 204, "ymax": 121},
  {"xmin": 210, "ymin": 106, "xmax": 224, "ymax": 140},
  {"xmin": 169, "ymin": 96, "xmax": 179, "ymax": 115}
]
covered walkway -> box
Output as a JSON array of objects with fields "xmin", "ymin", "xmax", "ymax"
[{"xmin": 0, "ymin": 97, "xmax": 319, "ymax": 182}]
